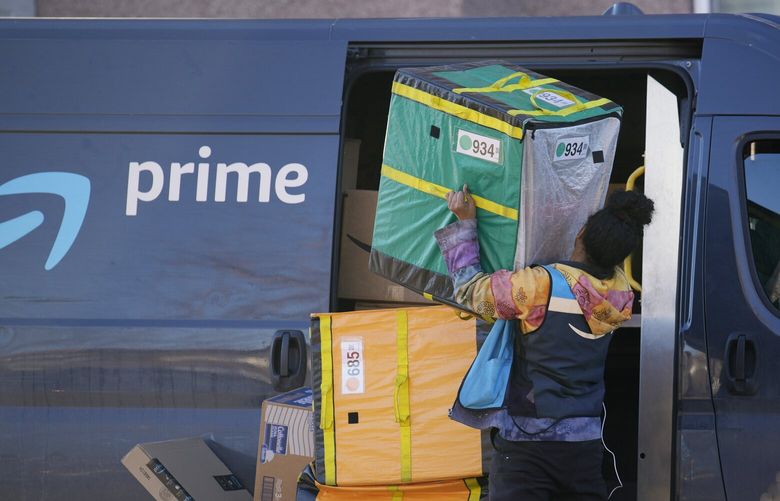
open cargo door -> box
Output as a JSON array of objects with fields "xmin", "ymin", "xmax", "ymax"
[{"xmin": 636, "ymin": 76, "xmax": 684, "ymax": 501}]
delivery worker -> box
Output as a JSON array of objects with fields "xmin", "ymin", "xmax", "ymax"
[{"xmin": 436, "ymin": 185, "xmax": 654, "ymax": 501}]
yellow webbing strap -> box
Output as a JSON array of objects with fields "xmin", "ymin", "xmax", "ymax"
[
  {"xmin": 423, "ymin": 292, "xmax": 434, "ymax": 301},
  {"xmin": 387, "ymin": 485, "xmax": 404, "ymax": 500},
  {"xmin": 393, "ymin": 310, "xmax": 413, "ymax": 483},
  {"xmin": 381, "ymin": 164, "xmax": 519, "ymax": 221},
  {"xmin": 623, "ymin": 165, "xmax": 646, "ymax": 292},
  {"xmin": 508, "ymin": 96, "xmax": 611, "ymax": 118},
  {"xmin": 452, "ymin": 71, "xmax": 558, "ymax": 95},
  {"xmin": 318, "ymin": 315, "xmax": 337, "ymax": 486},
  {"xmin": 391, "ymin": 82, "xmax": 524, "ymax": 140},
  {"xmin": 448, "ymin": 305, "xmax": 494, "ymax": 324},
  {"xmin": 464, "ymin": 477, "xmax": 482, "ymax": 501},
  {"xmin": 457, "ymin": 311, "xmax": 474, "ymax": 320}
]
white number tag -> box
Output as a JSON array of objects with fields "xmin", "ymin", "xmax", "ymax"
[
  {"xmin": 554, "ymin": 136, "xmax": 590, "ymax": 162},
  {"xmin": 456, "ymin": 129, "xmax": 502, "ymax": 164},
  {"xmin": 535, "ymin": 91, "xmax": 575, "ymax": 108},
  {"xmin": 341, "ymin": 339, "xmax": 364, "ymax": 395}
]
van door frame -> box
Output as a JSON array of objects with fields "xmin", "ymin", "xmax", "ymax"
[{"xmin": 339, "ymin": 45, "xmax": 699, "ymax": 499}]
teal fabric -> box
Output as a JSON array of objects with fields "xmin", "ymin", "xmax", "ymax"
[
  {"xmin": 375, "ymin": 92, "xmax": 521, "ymax": 275},
  {"xmin": 433, "ymin": 63, "xmax": 615, "ymax": 124}
]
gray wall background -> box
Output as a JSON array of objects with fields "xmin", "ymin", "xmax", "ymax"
[{"xmin": 34, "ymin": 0, "xmax": 692, "ymax": 18}]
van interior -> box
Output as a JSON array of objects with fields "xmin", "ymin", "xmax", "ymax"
[{"xmin": 334, "ymin": 61, "xmax": 690, "ymax": 501}]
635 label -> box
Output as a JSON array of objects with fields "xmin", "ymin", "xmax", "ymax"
[
  {"xmin": 341, "ymin": 339, "xmax": 365, "ymax": 394},
  {"xmin": 554, "ymin": 136, "xmax": 590, "ymax": 162},
  {"xmin": 456, "ymin": 129, "xmax": 502, "ymax": 164}
]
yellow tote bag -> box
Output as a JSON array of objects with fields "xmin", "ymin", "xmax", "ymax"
[{"xmin": 311, "ymin": 306, "xmax": 488, "ymax": 486}]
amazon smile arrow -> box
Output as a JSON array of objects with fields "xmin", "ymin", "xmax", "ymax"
[{"xmin": 0, "ymin": 172, "xmax": 91, "ymax": 270}]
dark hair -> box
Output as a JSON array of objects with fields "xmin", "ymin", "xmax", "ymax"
[{"xmin": 582, "ymin": 190, "xmax": 655, "ymax": 270}]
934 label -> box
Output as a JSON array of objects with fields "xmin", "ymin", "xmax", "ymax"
[
  {"xmin": 456, "ymin": 129, "xmax": 502, "ymax": 164},
  {"xmin": 534, "ymin": 91, "xmax": 575, "ymax": 108},
  {"xmin": 554, "ymin": 136, "xmax": 589, "ymax": 162},
  {"xmin": 341, "ymin": 339, "xmax": 364, "ymax": 395}
]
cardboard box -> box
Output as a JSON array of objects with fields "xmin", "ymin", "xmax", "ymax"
[
  {"xmin": 340, "ymin": 138, "xmax": 361, "ymax": 191},
  {"xmin": 338, "ymin": 190, "xmax": 431, "ymax": 304},
  {"xmin": 254, "ymin": 387, "xmax": 315, "ymax": 501},
  {"xmin": 122, "ymin": 437, "xmax": 251, "ymax": 501}
]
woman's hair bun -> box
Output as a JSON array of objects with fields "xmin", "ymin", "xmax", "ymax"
[
  {"xmin": 582, "ymin": 190, "xmax": 655, "ymax": 270},
  {"xmin": 606, "ymin": 190, "xmax": 654, "ymax": 228}
]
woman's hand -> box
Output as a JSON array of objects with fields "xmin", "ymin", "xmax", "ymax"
[{"xmin": 446, "ymin": 184, "xmax": 476, "ymax": 221}]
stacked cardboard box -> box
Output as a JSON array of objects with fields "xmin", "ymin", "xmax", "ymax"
[
  {"xmin": 338, "ymin": 189, "xmax": 431, "ymax": 305},
  {"xmin": 253, "ymin": 388, "xmax": 315, "ymax": 501}
]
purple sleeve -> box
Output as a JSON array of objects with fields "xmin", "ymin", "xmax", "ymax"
[{"xmin": 434, "ymin": 219, "xmax": 482, "ymax": 288}]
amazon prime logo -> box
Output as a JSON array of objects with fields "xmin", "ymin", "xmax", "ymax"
[{"xmin": 0, "ymin": 172, "xmax": 91, "ymax": 270}]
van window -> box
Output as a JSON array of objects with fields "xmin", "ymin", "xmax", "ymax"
[{"xmin": 744, "ymin": 139, "xmax": 780, "ymax": 310}]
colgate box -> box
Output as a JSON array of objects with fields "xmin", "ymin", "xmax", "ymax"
[{"xmin": 254, "ymin": 387, "xmax": 315, "ymax": 501}]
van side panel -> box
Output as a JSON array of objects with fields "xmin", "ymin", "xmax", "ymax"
[
  {"xmin": 698, "ymin": 18, "xmax": 780, "ymax": 116},
  {"xmin": 0, "ymin": 36, "xmax": 343, "ymax": 119},
  {"xmin": 0, "ymin": 139, "xmax": 340, "ymax": 500},
  {"xmin": 0, "ymin": 27, "xmax": 346, "ymax": 499},
  {"xmin": 704, "ymin": 116, "xmax": 780, "ymax": 501},
  {"xmin": 0, "ymin": 133, "xmax": 335, "ymax": 320},
  {"xmin": 676, "ymin": 117, "xmax": 727, "ymax": 501}
]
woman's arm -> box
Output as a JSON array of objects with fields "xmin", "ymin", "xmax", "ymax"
[{"xmin": 436, "ymin": 186, "xmax": 549, "ymax": 330}]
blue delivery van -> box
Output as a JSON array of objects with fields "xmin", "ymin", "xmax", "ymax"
[{"xmin": 1, "ymin": 7, "xmax": 780, "ymax": 500}]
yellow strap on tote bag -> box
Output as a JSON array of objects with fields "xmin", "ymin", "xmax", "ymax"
[
  {"xmin": 452, "ymin": 71, "xmax": 558, "ymax": 95},
  {"xmin": 393, "ymin": 310, "xmax": 413, "ymax": 482}
]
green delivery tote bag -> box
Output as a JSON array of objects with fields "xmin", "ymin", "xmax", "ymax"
[{"xmin": 369, "ymin": 60, "xmax": 622, "ymax": 313}]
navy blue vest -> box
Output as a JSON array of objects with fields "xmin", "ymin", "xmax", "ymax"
[{"xmin": 505, "ymin": 265, "xmax": 614, "ymax": 419}]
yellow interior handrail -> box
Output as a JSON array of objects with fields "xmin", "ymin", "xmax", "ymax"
[
  {"xmin": 626, "ymin": 165, "xmax": 645, "ymax": 191},
  {"xmin": 624, "ymin": 166, "xmax": 645, "ymax": 292}
]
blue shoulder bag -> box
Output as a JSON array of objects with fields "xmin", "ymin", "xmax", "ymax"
[{"xmin": 457, "ymin": 319, "xmax": 516, "ymax": 409}]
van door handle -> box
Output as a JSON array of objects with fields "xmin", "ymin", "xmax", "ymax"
[
  {"xmin": 271, "ymin": 330, "xmax": 307, "ymax": 392},
  {"xmin": 724, "ymin": 333, "xmax": 759, "ymax": 395},
  {"xmin": 279, "ymin": 333, "xmax": 290, "ymax": 377}
]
